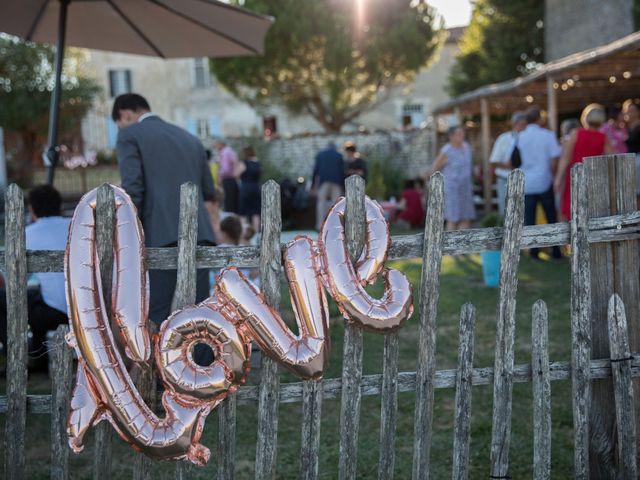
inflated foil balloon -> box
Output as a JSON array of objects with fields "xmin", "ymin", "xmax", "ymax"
[
  {"xmin": 65, "ymin": 186, "xmax": 248, "ymax": 465},
  {"xmin": 215, "ymin": 236, "xmax": 330, "ymax": 379},
  {"xmin": 318, "ymin": 198, "xmax": 414, "ymax": 332},
  {"xmin": 64, "ymin": 186, "xmax": 413, "ymax": 465}
]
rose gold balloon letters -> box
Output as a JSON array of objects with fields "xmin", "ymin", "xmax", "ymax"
[{"xmin": 64, "ymin": 185, "xmax": 413, "ymax": 464}]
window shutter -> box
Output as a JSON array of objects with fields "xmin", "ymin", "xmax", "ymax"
[
  {"xmin": 124, "ymin": 70, "xmax": 132, "ymax": 93},
  {"xmin": 185, "ymin": 119, "xmax": 198, "ymax": 136},
  {"xmin": 109, "ymin": 70, "xmax": 116, "ymax": 98},
  {"xmin": 107, "ymin": 118, "xmax": 118, "ymax": 149},
  {"xmin": 208, "ymin": 118, "xmax": 221, "ymax": 137}
]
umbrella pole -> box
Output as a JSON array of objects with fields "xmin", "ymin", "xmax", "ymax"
[{"xmin": 46, "ymin": 0, "xmax": 70, "ymax": 185}]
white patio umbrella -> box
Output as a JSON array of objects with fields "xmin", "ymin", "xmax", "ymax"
[{"xmin": 0, "ymin": 0, "xmax": 273, "ymax": 183}]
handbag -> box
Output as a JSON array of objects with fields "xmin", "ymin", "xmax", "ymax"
[{"xmin": 510, "ymin": 135, "xmax": 522, "ymax": 168}]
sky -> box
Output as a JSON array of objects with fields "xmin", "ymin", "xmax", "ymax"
[{"xmin": 428, "ymin": 0, "xmax": 472, "ymax": 27}]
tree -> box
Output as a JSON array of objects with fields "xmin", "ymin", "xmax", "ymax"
[
  {"xmin": 447, "ymin": 0, "xmax": 544, "ymax": 96},
  {"xmin": 210, "ymin": 0, "xmax": 443, "ymax": 133},
  {"xmin": 0, "ymin": 34, "xmax": 100, "ymax": 184}
]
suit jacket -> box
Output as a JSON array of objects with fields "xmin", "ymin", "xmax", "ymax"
[
  {"xmin": 116, "ymin": 115, "xmax": 216, "ymax": 247},
  {"xmin": 312, "ymin": 147, "xmax": 344, "ymax": 187}
]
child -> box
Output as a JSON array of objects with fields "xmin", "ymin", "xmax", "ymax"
[{"xmin": 210, "ymin": 216, "xmax": 260, "ymax": 291}]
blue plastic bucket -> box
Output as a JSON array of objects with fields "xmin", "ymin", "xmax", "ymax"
[{"xmin": 481, "ymin": 250, "xmax": 501, "ymax": 287}]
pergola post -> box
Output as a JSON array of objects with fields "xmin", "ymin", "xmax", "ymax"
[
  {"xmin": 547, "ymin": 76, "xmax": 558, "ymax": 134},
  {"xmin": 480, "ymin": 98, "xmax": 492, "ymax": 214}
]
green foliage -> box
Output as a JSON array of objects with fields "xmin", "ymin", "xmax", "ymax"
[
  {"xmin": 211, "ymin": 0, "xmax": 443, "ymax": 132},
  {"xmin": 635, "ymin": 0, "xmax": 640, "ymax": 30},
  {"xmin": 365, "ymin": 156, "xmax": 405, "ymax": 200},
  {"xmin": 0, "ymin": 34, "xmax": 100, "ymax": 185},
  {"xmin": 479, "ymin": 211, "xmax": 504, "ymax": 228},
  {"xmin": 366, "ymin": 160, "xmax": 386, "ymax": 199},
  {"xmin": 96, "ymin": 149, "xmax": 118, "ymax": 165},
  {"xmin": 0, "ymin": 35, "xmax": 100, "ymax": 134},
  {"xmin": 447, "ymin": 0, "xmax": 544, "ymax": 96}
]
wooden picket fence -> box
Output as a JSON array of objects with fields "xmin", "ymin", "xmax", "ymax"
[{"xmin": 1, "ymin": 154, "xmax": 640, "ymax": 479}]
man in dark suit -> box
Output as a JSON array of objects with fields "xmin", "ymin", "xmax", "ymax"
[
  {"xmin": 112, "ymin": 93, "xmax": 216, "ymax": 325},
  {"xmin": 311, "ymin": 141, "xmax": 344, "ymax": 229}
]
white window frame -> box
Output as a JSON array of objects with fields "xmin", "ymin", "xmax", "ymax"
[
  {"xmin": 109, "ymin": 69, "xmax": 132, "ymax": 98},
  {"xmin": 193, "ymin": 58, "xmax": 211, "ymax": 89}
]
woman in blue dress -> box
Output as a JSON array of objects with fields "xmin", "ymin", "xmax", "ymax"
[
  {"xmin": 238, "ymin": 145, "xmax": 262, "ymax": 232},
  {"xmin": 430, "ymin": 126, "xmax": 476, "ymax": 230}
]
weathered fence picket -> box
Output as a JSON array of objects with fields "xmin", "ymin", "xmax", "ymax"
[
  {"xmin": 570, "ymin": 163, "xmax": 592, "ymax": 480},
  {"xmin": 174, "ymin": 183, "xmax": 199, "ymax": 308},
  {"xmin": 4, "ymin": 184, "xmax": 28, "ymax": 480},
  {"xmin": 489, "ymin": 170, "xmax": 524, "ymax": 478},
  {"xmin": 133, "ymin": 340, "xmax": 158, "ymax": 480},
  {"xmin": 412, "ymin": 172, "xmax": 444, "ymax": 479},
  {"xmin": 531, "ymin": 300, "xmax": 551, "ymax": 480},
  {"xmin": 50, "ymin": 325, "xmax": 73, "ymax": 480},
  {"xmin": 607, "ymin": 293, "xmax": 637, "ymax": 478},
  {"xmin": 94, "ymin": 184, "xmax": 116, "ymax": 480},
  {"xmin": 254, "ymin": 180, "xmax": 282, "ymax": 480},
  {"xmin": 218, "ymin": 392, "xmax": 237, "ymax": 480},
  {"xmin": 2, "ymin": 156, "xmax": 640, "ymax": 478},
  {"xmin": 378, "ymin": 332, "xmax": 399, "ymax": 480},
  {"xmin": 338, "ymin": 175, "xmax": 366, "ymax": 480},
  {"xmin": 300, "ymin": 378, "xmax": 323, "ymax": 480},
  {"xmin": 451, "ymin": 303, "xmax": 476, "ymax": 480},
  {"xmin": 173, "ymin": 183, "xmax": 200, "ymax": 480}
]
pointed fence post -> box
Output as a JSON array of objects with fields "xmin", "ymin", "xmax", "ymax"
[
  {"xmin": 93, "ymin": 184, "xmax": 116, "ymax": 480},
  {"xmin": 255, "ymin": 180, "xmax": 282, "ymax": 480},
  {"xmin": 338, "ymin": 175, "xmax": 366, "ymax": 480},
  {"xmin": 173, "ymin": 182, "xmax": 199, "ymax": 480},
  {"xmin": 4, "ymin": 184, "xmax": 28, "ymax": 480}
]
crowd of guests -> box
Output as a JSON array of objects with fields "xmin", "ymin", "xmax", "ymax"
[
  {"xmin": 4, "ymin": 91, "xmax": 640, "ymax": 372},
  {"xmin": 387, "ymin": 99, "xmax": 640, "ymax": 259},
  {"xmin": 211, "ymin": 139, "xmax": 262, "ymax": 233},
  {"xmin": 432, "ymin": 100, "xmax": 640, "ymax": 258},
  {"xmin": 495, "ymin": 101, "xmax": 640, "ymax": 246}
]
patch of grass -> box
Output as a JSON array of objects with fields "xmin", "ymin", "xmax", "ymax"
[{"xmin": 0, "ymin": 254, "xmax": 573, "ymax": 479}]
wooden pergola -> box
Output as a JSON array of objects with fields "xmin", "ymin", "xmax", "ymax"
[{"xmin": 433, "ymin": 31, "xmax": 640, "ymax": 212}]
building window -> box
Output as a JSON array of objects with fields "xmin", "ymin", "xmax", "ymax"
[
  {"xmin": 193, "ymin": 58, "xmax": 210, "ymax": 88},
  {"xmin": 402, "ymin": 103, "xmax": 425, "ymax": 128},
  {"xmin": 109, "ymin": 69, "xmax": 132, "ymax": 98},
  {"xmin": 263, "ymin": 116, "xmax": 277, "ymax": 137},
  {"xmin": 196, "ymin": 119, "xmax": 210, "ymax": 139},
  {"xmin": 403, "ymin": 104, "xmax": 423, "ymax": 114}
]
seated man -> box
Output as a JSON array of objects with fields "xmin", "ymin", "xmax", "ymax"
[{"xmin": 0, "ymin": 185, "xmax": 70, "ymax": 372}]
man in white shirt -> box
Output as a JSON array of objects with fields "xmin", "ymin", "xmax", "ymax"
[
  {"xmin": 0, "ymin": 185, "xmax": 70, "ymax": 372},
  {"xmin": 512, "ymin": 108, "xmax": 563, "ymax": 259},
  {"xmin": 489, "ymin": 111, "xmax": 527, "ymax": 216}
]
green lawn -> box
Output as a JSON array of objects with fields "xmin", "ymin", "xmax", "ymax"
[{"xmin": 0, "ymin": 253, "xmax": 574, "ymax": 479}]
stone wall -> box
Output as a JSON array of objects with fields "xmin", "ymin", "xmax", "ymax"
[
  {"xmin": 227, "ymin": 128, "xmax": 435, "ymax": 182},
  {"xmin": 545, "ymin": 0, "xmax": 634, "ymax": 61}
]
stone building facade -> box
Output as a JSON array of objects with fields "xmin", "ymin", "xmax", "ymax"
[
  {"xmin": 80, "ymin": 27, "xmax": 464, "ymax": 154},
  {"xmin": 544, "ymin": 0, "xmax": 634, "ymax": 61}
]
